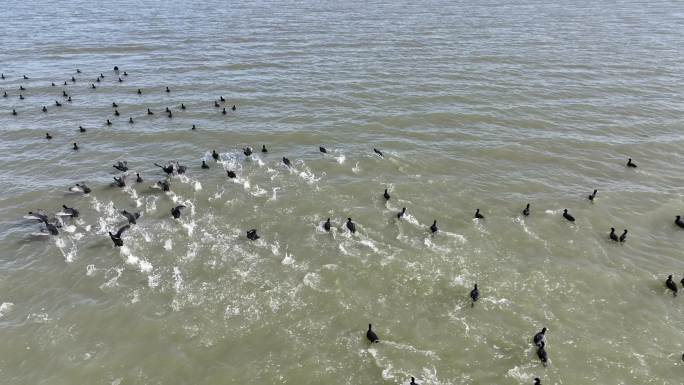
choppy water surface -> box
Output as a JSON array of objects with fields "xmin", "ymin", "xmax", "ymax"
[{"xmin": 1, "ymin": 0, "xmax": 684, "ymax": 384}]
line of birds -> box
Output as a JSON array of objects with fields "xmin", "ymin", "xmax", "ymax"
[{"xmin": 9, "ymin": 67, "xmax": 684, "ymax": 383}]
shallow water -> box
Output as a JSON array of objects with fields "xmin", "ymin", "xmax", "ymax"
[{"xmin": 1, "ymin": 0, "xmax": 684, "ymax": 384}]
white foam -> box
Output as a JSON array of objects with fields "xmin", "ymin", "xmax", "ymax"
[
  {"xmin": 163, "ymin": 239, "xmax": 173, "ymax": 251},
  {"xmin": 172, "ymin": 266, "xmax": 183, "ymax": 292},
  {"xmin": 281, "ymin": 252, "xmax": 295, "ymax": 266},
  {"xmin": 86, "ymin": 264, "xmax": 97, "ymax": 276},
  {"xmin": 0, "ymin": 302, "xmax": 14, "ymax": 318}
]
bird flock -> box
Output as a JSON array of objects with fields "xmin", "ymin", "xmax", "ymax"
[{"xmin": 4, "ymin": 66, "xmax": 684, "ymax": 384}]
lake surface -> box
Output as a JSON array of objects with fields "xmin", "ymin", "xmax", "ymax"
[{"xmin": 1, "ymin": 0, "xmax": 684, "ymax": 384}]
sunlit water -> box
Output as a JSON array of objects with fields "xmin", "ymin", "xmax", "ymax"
[{"xmin": 1, "ymin": 1, "xmax": 684, "ymax": 384}]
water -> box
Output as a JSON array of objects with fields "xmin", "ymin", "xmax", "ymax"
[{"xmin": 1, "ymin": 0, "xmax": 684, "ymax": 383}]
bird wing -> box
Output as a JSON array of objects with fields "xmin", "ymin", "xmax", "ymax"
[{"xmin": 116, "ymin": 225, "xmax": 130, "ymax": 237}]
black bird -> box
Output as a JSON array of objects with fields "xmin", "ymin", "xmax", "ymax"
[
  {"xmin": 171, "ymin": 205, "xmax": 185, "ymax": 219},
  {"xmin": 2, "ymin": 91, "xmax": 6, "ymax": 97},
  {"xmin": 474, "ymin": 209, "xmax": 484, "ymax": 219},
  {"xmin": 537, "ymin": 343, "xmax": 548, "ymax": 366},
  {"xmin": 96, "ymin": 78, "xmax": 100, "ymax": 83},
  {"xmin": 155, "ymin": 180, "xmax": 170, "ymax": 192},
  {"xmin": 91, "ymin": 84, "xmax": 96, "ymax": 89},
  {"xmin": 45, "ymin": 222, "xmax": 60, "ymax": 235},
  {"xmin": 383, "ymin": 189, "xmax": 390, "ymax": 200},
  {"xmin": 397, "ymin": 207, "xmax": 406, "ymax": 219},
  {"xmin": 243, "ymin": 147, "xmax": 253, "ymax": 157},
  {"xmin": 201, "ymin": 160, "xmax": 210, "ymax": 169},
  {"xmin": 154, "ymin": 163, "xmax": 174, "ymax": 175},
  {"xmin": 470, "ymin": 284, "xmax": 479, "ymax": 307},
  {"xmin": 167, "ymin": 111, "xmax": 172, "ymax": 118},
  {"xmin": 283, "ymin": 157, "xmax": 291, "ymax": 167},
  {"xmin": 562, "ymin": 209, "xmax": 575, "ymax": 222},
  {"xmin": 346, "ymin": 218, "xmax": 356, "ymax": 234},
  {"xmin": 19, "ymin": 86, "xmax": 25, "ymax": 91},
  {"xmin": 19, "ymin": 94, "xmax": 24, "ymax": 100},
  {"xmin": 71, "ymin": 76, "xmax": 75, "ymax": 82},
  {"xmin": 627, "ymin": 158, "xmax": 637, "ymax": 168},
  {"xmin": 522, "ymin": 203, "xmax": 530, "ymax": 216},
  {"xmin": 69, "ymin": 183, "xmax": 91, "ymax": 194},
  {"xmin": 214, "ymin": 100, "xmax": 220, "ymax": 108},
  {"xmin": 62, "ymin": 91, "xmax": 68, "ymax": 97},
  {"xmin": 165, "ymin": 86, "xmax": 170, "ymax": 93},
  {"xmin": 226, "ymin": 170, "xmax": 237, "ymax": 179},
  {"xmin": 27, "ymin": 211, "xmax": 49, "ymax": 223},
  {"xmin": 588, "ymin": 189, "xmax": 597, "ymax": 201},
  {"xmin": 114, "ymin": 110, "xmax": 120, "ymax": 116},
  {"xmin": 12, "ymin": 109, "xmax": 17, "ymax": 115},
  {"xmin": 42, "ymin": 106, "xmax": 47, "ymax": 112},
  {"xmin": 113, "ymin": 176, "xmax": 125, "ymax": 188},
  {"xmin": 609, "ymin": 228, "xmax": 618, "ymax": 242},
  {"xmin": 666, "ymin": 275, "xmax": 677, "ymax": 296},
  {"xmin": 23, "ymin": 75, "xmax": 28, "ymax": 79},
  {"xmin": 113, "ymin": 161, "xmax": 128, "ymax": 172},
  {"xmin": 222, "ymin": 107, "xmax": 227, "ymax": 115},
  {"xmin": 323, "ymin": 218, "xmax": 331, "ymax": 232},
  {"xmin": 123, "ymin": 71, "xmax": 128, "ymax": 76},
  {"xmin": 67, "ymin": 97, "xmax": 72, "ymax": 102},
  {"xmin": 76, "ymin": 69, "xmax": 81, "ymax": 73},
  {"xmin": 619, "ymin": 229, "xmax": 628, "ymax": 242},
  {"xmin": 534, "ymin": 378, "xmax": 541, "ymax": 385},
  {"xmin": 1, "ymin": 73, "xmax": 4, "ymax": 79},
  {"xmin": 373, "ymin": 148, "xmax": 384, "ymax": 157},
  {"xmin": 410, "ymin": 377, "xmax": 418, "ymax": 385},
  {"xmin": 45, "ymin": 133, "xmax": 52, "ymax": 140},
  {"xmin": 51, "ymin": 82, "xmax": 56, "ymax": 86},
  {"xmin": 61, "ymin": 205, "xmax": 79, "ymax": 218},
  {"xmin": 118, "ymin": 77, "xmax": 123, "ymax": 83},
  {"xmin": 109, "ymin": 225, "xmax": 129, "ymax": 247},
  {"xmin": 262, "ymin": 145, "xmax": 268, "ymax": 153},
  {"xmin": 366, "ymin": 324, "xmax": 379, "ymax": 343},
  {"xmin": 181, "ymin": 103, "xmax": 186, "ymax": 110},
  {"xmin": 247, "ymin": 229, "xmax": 260, "ymax": 241},
  {"xmin": 106, "ymin": 119, "xmax": 112, "ymax": 126},
  {"xmin": 99, "ymin": 73, "xmax": 104, "ymax": 78},
  {"xmin": 55, "ymin": 101, "xmax": 62, "ymax": 107},
  {"xmin": 135, "ymin": 173, "xmax": 143, "ymax": 183},
  {"xmin": 681, "ymin": 276, "xmax": 684, "ymax": 288},
  {"xmin": 174, "ymin": 163, "xmax": 186, "ymax": 174},
  {"xmin": 73, "ymin": 143, "xmax": 79, "ymax": 150},
  {"xmin": 129, "ymin": 117, "xmax": 134, "ymax": 124},
  {"xmin": 192, "ymin": 124, "xmax": 196, "ymax": 130},
  {"xmin": 121, "ymin": 210, "xmax": 141, "ymax": 224},
  {"xmin": 675, "ymin": 215, "xmax": 684, "ymax": 229},
  {"xmin": 533, "ymin": 327, "xmax": 547, "ymax": 347},
  {"xmin": 64, "ymin": 80, "xmax": 68, "ymax": 85},
  {"xmin": 220, "ymin": 96, "xmax": 225, "ymax": 102},
  {"xmin": 165, "ymin": 107, "xmax": 171, "ymax": 113},
  {"xmin": 137, "ymin": 89, "xmax": 142, "ymax": 95},
  {"xmin": 147, "ymin": 108, "xmax": 153, "ymax": 115},
  {"xmin": 232, "ymin": 105, "xmax": 236, "ymax": 111},
  {"xmin": 430, "ymin": 220, "xmax": 438, "ymax": 234},
  {"xmin": 212, "ymin": 150, "xmax": 220, "ymax": 161},
  {"xmin": 114, "ymin": 66, "xmax": 119, "ymax": 71}
]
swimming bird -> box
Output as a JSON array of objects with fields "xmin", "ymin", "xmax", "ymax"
[
  {"xmin": 165, "ymin": 86, "xmax": 170, "ymax": 93},
  {"xmin": 12, "ymin": 109, "xmax": 16, "ymax": 115},
  {"xmin": 410, "ymin": 377, "xmax": 418, "ymax": 385},
  {"xmin": 62, "ymin": 91, "xmax": 68, "ymax": 97},
  {"xmin": 246, "ymin": 229, "xmax": 260, "ymax": 241},
  {"xmin": 171, "ymin": 205, "xmax": 185, "ymax": 219},
  {"xmin": 627, "ymin": 158, "xmax": 637, "ymax": 168},
  {"xmin": 100, "ymin": 73, "xmax": 104, "ymax": 78},
  {"xmin": 318, "ymin": 146, "xmax": 328, "ymax": 154},
  {"xmin": 537, "ymin": 343, "xmax": 548, "ymax": 366},
  {"xmin": 67, "ymin": 96, "xmax": 72, "ymax": 102},
  {"xmin": 283, "ymin": 157, "xmax": 291, "ymax": 167},
  {"xmin": 243, "ymin": 147, "xmax": 253, "ymax": 157},
  {"xmin": 174, "ymin": 163, "xmax": 186, "ymax": 174},
  {"xmin": 226, "ymin": 170, "xmax": 236, "ymax": 179},
  {"xmin": 366, "ymin": 324, "xmax": 379, "ymax": 343},
  {"xmin": 42, "ymin": 106, "xmax": 47, "ymax": 112},
  {"xmin": 1, "ymin": 73, "xmax": 4, "ymax": 79},
  {"xmin": 562, "ymin": 209, "xmax": 575, "ymax": 222},
  {"xmin": 619, "ymin": 229, "xmax": 628, "ymax": 242},
  {"xmin": 346, "ymin": 218, "xmax": 356, "ymax": 234},
  {"xmin": 19, "ymin": 94, "xmax": 24, "ymax": 100},
  {"xmin": 222, "ymin": 107, "xmax": 227, "ymax": 115},
  {"xmin": 534, "ymin": 378, "xmax": 541, "ymax": 385},
  {"xmin": 167, "ymin": 111, "xmax": 172, "ymax": 118},
  {"xmin": 121, "ymin": 210, "xmax": 140, "ymax": 224},
  {"xmin": 192, "ymin": 124, "xmax": 196, "ymax": 130},
  {"xmin": 96, "ymin": 78, "xmax": 100, "ymax": 83},
  {"xmin": 26, "ymin": 210, "xmax": 49, "ymax": 223},
  {"xmin": 211, "ymin": 150, "xmax": 220, "ymax": 161},
  {"xmin": 147, "ymin": 108, "xmax": 153, "ymax": 115},
  {"xmin": 129, "ymin": 117, "xmax": 134, "ymax": 124},
  {"xmin": 23, "ymin": 75, "xmax": 28, "ymax": 79},
  {"xmin": 474, "ymin": 209, "xmax": 484, "ymax": 219},
  {"xmin": 533, "ymin": 327, "xmax": 547, "ymax": 347},
  {"xmin": 232, "ymin": 105, "xmax": 236, "ymax": 111},
  {"xmin": 91, "ymin": 84, "xmax": 96, "ymax": 89},
  {"xmin": 113, "ymin": 176, "xmax": 125, "ymax": 188},
  {"xmin": 69, "ymin": 183, "xmax": 91, "ymax": 194},
  {"xmin": 19, "ymin": 85, "xmax": 25, "ymax": 91},
  {"xmin": 73, "ymin": 143, "xmax": 79, "ymax": 151},
  {"xmin": 113, "ymin": 161, "xmax": 128, "ymax": 172},
  {"xmin": 2, "ymin": 92, "xmax": 6, "ymax": 97},
  {"xmin": 180, "ymin": 103, "xmax": 186, "ymax": 110},
  {"xmin": 220, "ymin": 96, "xmax": 225, "ymax": 102},
  {"xmin": 44, "ymin": 221, "xmax": 60, "ymax": 236},
  {"xmin": 55, "ymin": 101, "xmax": 62, "ymax": 107},
  {"xmin": 214, "ymin": 101, "xmax": 220, "ymax": 108},
  {"xmin": 114, "ymin": 66, "xmax": 119, "ymax": 71},
  {"xmin": 397, "ymin": 207, "xmax": 406, "ymax": 219},
  {"xmin": 71, "ymin": 76, "xmax": 75, "ymax": 82},
  {"xmin": 76, "ymin": 69, "xmax": 81, "ymax": 73},
  {"xmin": 118, "ymin": 77, "xmax": 123, "ymax": 83},
  {"xmin": 51, "ymin": 82, "xmax": 55, "ymax": 87},
  {"xmin": 675, "ymin": 215, "xmax": 684, "ymax": 229},
  {"xmin": 523, "ymin": 203, "xmax": 530, "ymax": 216},
  {"xmin": 137, "ymin": 89, "xmax": 142, "ymax": 95},
  {"xmin": 262, "ymin": 145, "xmax": 268, "ymax": 153},
  {"xmin": 154, "ymin": 163, "xmax": 174, "ymax": 175},
  {"xmin": 609, "ymin": 228, "xmax": 618, "ymax": 242},
  {"xmin": 383, "ymin": 189, "xmax": 390, "ymax": 200},
  {"xmin": 681, "ymin": 276, "xmax": 684, "ymax": 288},
  {"xmin": 588, "ymin": 189, "xmax": 597, "ymax": 201},
  {"xmin": 106, "ymin": 119, "xmax": 111, "ymax": 126},
  {"xmin": 430, "ymin": 220, "xmax": 438, "ymax": 234},
  {"xmin": 61, "ymin": 205, "xmax": 79, "ymax": 218},
  {"xmin": 373, "ymin": 148, "xmax": 384, "ymax": 157},
  {"xmin": 154, "ymin": 180, "xmax": 170, "ymax": 192},
  {"xmin": 323, "ymin": 218, "xmax": 331, "ymax": 232},
  {"xmin": 114, "ymin": 110, "xmax": 120, "ymax": 116},
  {"xmin": 109, "ymin": 225, "xmax": 129, "ymax": 247},
  {"xmin": 64, "ymin": 80, "xmax": 69, "ymax": 85},
  {"xmin": 470, "ymin": 284, "xmax": 479, "ymax": 307},
  {"xmin": 165, "ymin": 107, "xmax": 171, "ymax": 114},
  {"xmin": 201, "ymin": 160, "xmax": 209, "ymax": 169},
  {"xmin": 135, "ymin": 173, "xmax": 143, "ymax": 183},
  {"xmin": 666, "ymin": 275, "xmax": 677, "ymax": 296},
  {"xmin": 45, "ymin": 133, "xmax": 52, "ymax": 140}
]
